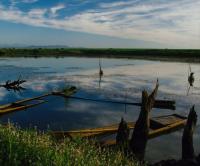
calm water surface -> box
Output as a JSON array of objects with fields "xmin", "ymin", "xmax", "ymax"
[{"xmin": 0, "ymin": 57, "xmax": 200, "ymax": 163}]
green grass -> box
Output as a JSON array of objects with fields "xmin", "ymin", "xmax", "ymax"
[{"xmin": 0, "ymin": 124, "xmax": 143, "ymax": 166}]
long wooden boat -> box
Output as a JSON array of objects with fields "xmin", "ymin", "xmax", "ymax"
[
  {"xmin": 0, "ymin": 99, "xmax": 46, "ymax": 116},
  {"xmin": 51, "ymin": 122, "xmax": 136, "ymax": 138},
  {"xmin": 0, "ymin": 86, "xmax": 77, "ymax": 116},
  {"xmin": 51, "ymin": 114, "xmax": 187, "ymax": 145}
]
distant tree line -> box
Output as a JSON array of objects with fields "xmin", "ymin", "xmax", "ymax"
[{"xmin": 0, "ymin": 48, "xmax": 200, "ymax": 62}]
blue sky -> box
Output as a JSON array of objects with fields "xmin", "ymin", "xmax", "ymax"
[{"xmin": 0, "ymin": 0, "xmax": 199, "ymax": 48}]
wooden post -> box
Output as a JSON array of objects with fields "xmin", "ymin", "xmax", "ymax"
[
  {"xmin": 116, "ymin": 118, "xmax": 130, "ymax": 153},
  {"xmin": 182, "ymin": 105, "xmax": 197, "ymax": 160},
  {"xmin": 130, "ymin": 81, "xmax": 159, "ymax": 161}
]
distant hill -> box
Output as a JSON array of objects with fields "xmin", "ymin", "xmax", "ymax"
[
  {"xmin": 27, "ymin": 45, "xmax": 69, "ymax": 49},
  {"xmin": 0, "ymin": 44, "xmax": 69, "ymax": 49}
]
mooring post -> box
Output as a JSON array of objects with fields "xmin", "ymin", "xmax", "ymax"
[
  {"xmin": 182, "ymin": 105, "xmax": 197, "ymax": 160},
  {"xmin": 116, "ymin": 118, "xmax": 130, "ymax": 154},
  {"xmin": 130, "ymin": 81, "xmax": 159, "ymax": 161}
]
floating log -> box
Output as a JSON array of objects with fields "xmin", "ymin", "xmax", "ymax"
[{"xmin": 51, "ymin": 114, "xmax": 186, "ymax": 141}]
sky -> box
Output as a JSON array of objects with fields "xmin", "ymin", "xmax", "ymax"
[{"xmin": 0, "ymin": 0, "xmax": 199, "ymax": 48}]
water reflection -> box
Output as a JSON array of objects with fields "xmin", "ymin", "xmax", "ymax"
[
  {"xmin": 98, "ymin": 58, "xmax": 103, "ymax": 88},
  {"xmin": 0, "ymin": 57, "xmax": 200, "ymax": 162}
]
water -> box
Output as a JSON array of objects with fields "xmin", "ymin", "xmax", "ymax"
[{"xmin": 0, "ymin": 57, "xmax": 200, "ymax": 163}]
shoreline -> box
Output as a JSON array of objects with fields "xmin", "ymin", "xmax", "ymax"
[{"xmin": 0, "ymin": 48, "xmax": 200, "ymax": 63}]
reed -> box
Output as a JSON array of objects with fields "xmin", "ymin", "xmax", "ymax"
[{"xmin": 0, "ymin": 124, "xmax": 143, "ymax": 166}]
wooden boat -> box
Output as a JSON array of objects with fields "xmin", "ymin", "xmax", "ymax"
[
  {"xmin": 0, "ymin": 86, "xmax": 77, "ymax": 116},
  {"xmin": 51, "ymin": 114, "xmax": 187, "ymax": 145},
  {"xmin": 0, "ymin": 99, "xmax": 46, "ymax": 116},
  {"xmin": 51, "ymin": 122, "xmax": 136, "ymax": 138}
]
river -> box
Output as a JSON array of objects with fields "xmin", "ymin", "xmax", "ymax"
[{"xmin": 0, "ymin": 57, "xmax": 199, "ymax": 162}]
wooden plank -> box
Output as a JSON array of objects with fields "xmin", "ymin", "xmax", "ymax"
[{"xmin": 151, "ymin": 114, "xmax": 186, "ymax": 126}]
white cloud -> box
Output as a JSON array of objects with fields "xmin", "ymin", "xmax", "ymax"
[
  {"xmin": 9, "ymin": 0, "xmax": 38, "ymax": 10},
  {"xmin": 20, "ymin": 0, "xmax": 38, "ymax": 3},
  {"xmin": 28, "ymin": 8, "xmax": 47, "ymax": 18},
  {"xmin": 50, "ymin": 4, "xmax": 65, "ymax": 18},
  {"xmin": 99, "ymin": 0, "xmax": 140, "ymax": 8},
  {"xmin": 0, "ymin": 0, "xmax": 200, "ymax": 48}
]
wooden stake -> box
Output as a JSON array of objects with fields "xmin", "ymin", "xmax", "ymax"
[
  {"xmin": 182, "ymin": 105, "xmax": 197, "ymax": 160},
  {"xmin": 116, "ymin": 118, "xmax": 130, "ymax": 153},
  {"xmin": 130, "ymin": 81, "xmax": 159, "ymax": 160}
]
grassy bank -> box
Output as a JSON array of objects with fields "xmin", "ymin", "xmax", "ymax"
[
  {"xmin": 0, "ymin": 48, "xmax": 200, "ymax": 62},
  {"xmin": 0, "ymin": 125, "xmax": 142, "ymax": 166}
]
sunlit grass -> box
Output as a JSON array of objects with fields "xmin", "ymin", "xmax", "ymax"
[{"xmin": 0, "ymin": 124, "xmax": 143, "ymax": 166}]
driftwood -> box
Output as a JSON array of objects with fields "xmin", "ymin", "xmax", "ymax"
[
  {"xmin": 182, "ymin": 105, "xmax": 197, "ymax": 160},
  {"xmin": 116, "ymin": 118, "xmax": 130, "ymax": 153},
  {"xmin": 130, "ymin": 81, "xmax": 159, "ymax": 161},
  {"xmin": 0, "ymin": 77, "xmax": 26, "ymax": 92}
]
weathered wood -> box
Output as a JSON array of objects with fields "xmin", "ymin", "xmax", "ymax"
[
  {"xmin": 0, "ymin": 100, "xmax": 45, "ymax": 116},
  {"xmin": 0, "ymin": 93, "xmax": 51, "ymax": 110},
  {"xmin": 130, "ymin": 81, "xmax": 159, "ymax": 160},
  {"xmin": 51, "ymin": 86, "xmax": 77, "ymax": 97},
  {"xmin": 51, "ymin": 122, "xmax": 135, "ymax": 138},
  {"xmin": 182, "ymin": 106, "xmax": 197, "ymax": 160},
  {"xmin": 100, "ymin": 114, "xmax": 186, "ymax": 146},
  {"xmin": 51, "ymin": 114, "xmax": 186, "ymax": 140},
  {"xmin": 188, "ymin": 73, "xmax": 194, "ymax": 87},
  {"xmin": 0, "ymin": 78, "xmax": 26, "ymax": 92},
  {"xmin": 99, "ymin": 58, "xmax": 103, "ymax": 77},
  {"xmin": 154, "ymin": 100, "xmax": 175, "ymax": 110},
  {"xmin": 0, "ymin": 86, "xmax": 77, "ymax": 116},
  {"xmin": 116, "ymin": 118, "xmax": 130, "ymax": 153}
]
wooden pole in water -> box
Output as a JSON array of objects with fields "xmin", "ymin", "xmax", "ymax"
[
  {"xmin": 182, "ymin": 105, "xmax": 197, "ymax": 160},
  {"xmin": 116, "ymin": 118, "xmax": 130, "ymax": 154},
  {"xmin": 130, "ymin": 80, "xmax": 159, "ymax": 161}
]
